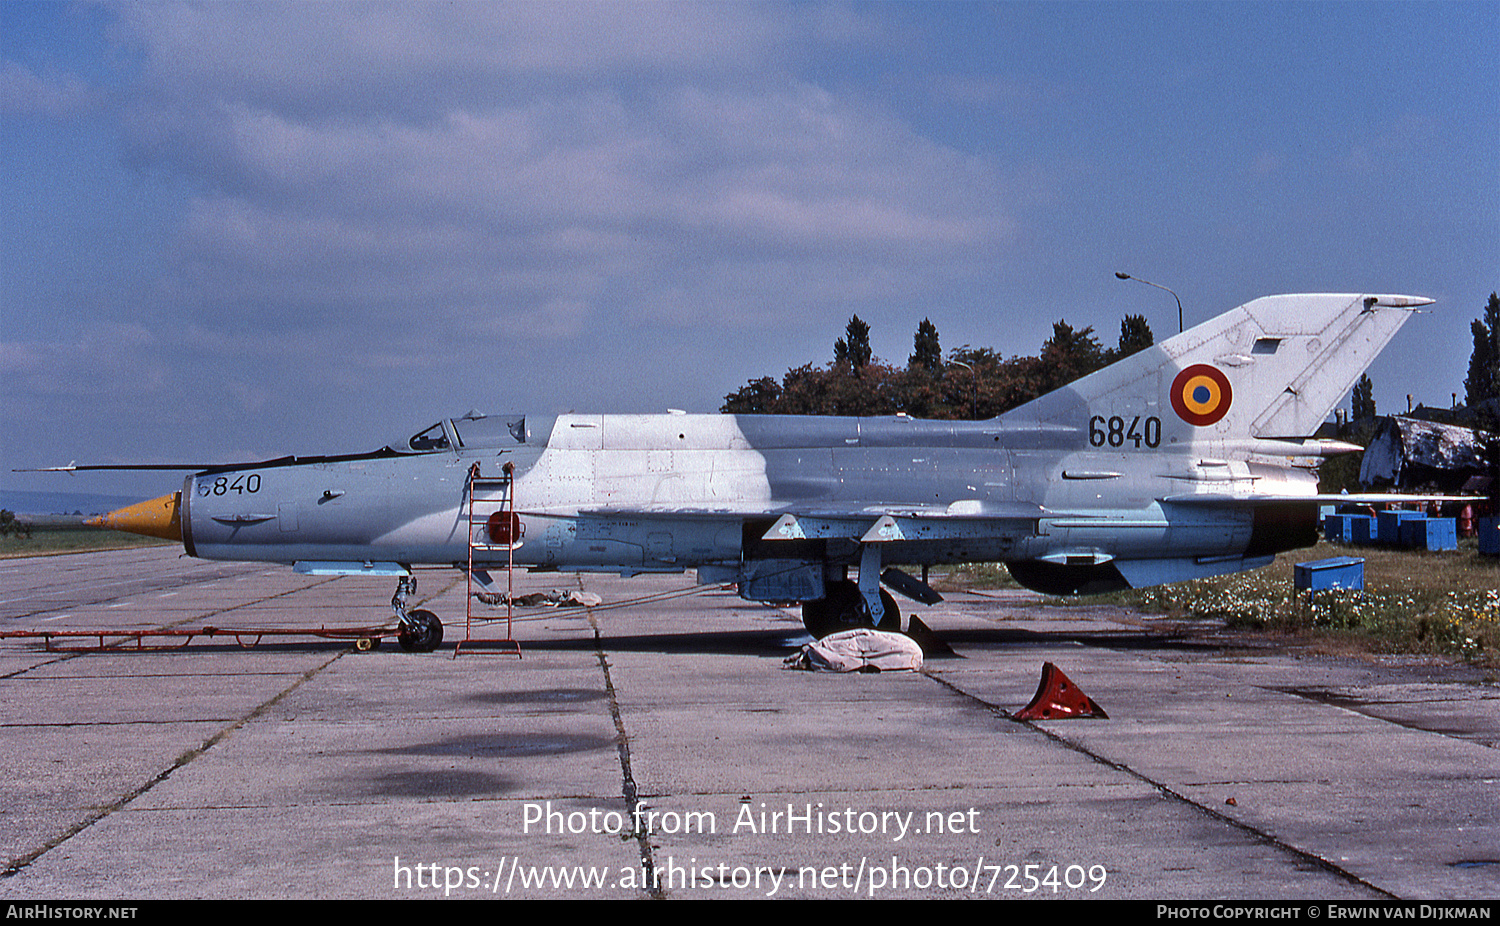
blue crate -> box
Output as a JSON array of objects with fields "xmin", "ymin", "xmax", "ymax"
[
  {"xmin": 1377, "ymin": 510, "xmax": 1424, "ymax": 546},
  {"xmin": 1400, "ymin": 517, "xmax": 1458, "ymax": 552},
  {"xmin": 1294, "ymin": 557, "xmax": 1365, "ymax": 592},
  {"xmin": 1324, "ymin": 514, "xmax": 1353, "ymax": 544},
  {"xmin": 1349, "ymin": 515, "xmax": 1377, "ymax": 545},
  {"xmin": 1480, "ymin": 517, "xmax": 1500, "ymax": 556}
]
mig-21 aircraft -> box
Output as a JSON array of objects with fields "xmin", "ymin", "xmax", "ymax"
[{"xmin": 72, "ymin": 292, "xmax": 1435, "ymax": 649}]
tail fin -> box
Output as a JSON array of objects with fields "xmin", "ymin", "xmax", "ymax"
[{"xmin": 1005, "ymin": 293, "xmax": 1431, "ymax": 443}]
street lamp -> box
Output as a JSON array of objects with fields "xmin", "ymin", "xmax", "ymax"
[
  {"xmin": 949, "ymin": 359, "xmax": 978, "ymax": 419},
  {"xmin": 1115, "ymin": 272, "xmax": 1183, "ymax": 334}
]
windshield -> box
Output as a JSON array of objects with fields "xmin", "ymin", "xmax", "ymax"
[
  {"xmin": 450, "ymin": 415, "xmax": 529, "ymax": 449},
  {"xmin": 405, "ymin": 422, "xmax": 451, "ymax": 452}
]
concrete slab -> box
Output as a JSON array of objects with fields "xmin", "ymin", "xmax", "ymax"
[{"xmin": 1, "ymin": 547, "xmax": 1496, "ymax": 900}]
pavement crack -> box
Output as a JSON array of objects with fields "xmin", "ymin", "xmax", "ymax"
[
  {"xmin": 1, "ymin": 651, "xmax": 345, "ymax": 878},
  {"xmin": 588, "ymin": 610, "xmax": 662, "ymax": 900},
  {"xmin": 2, "ymin": 651, "xmax": 82, "ymax": 679},
  {"xmin": 921, "ymin": 668, "xmax": 1400, "ymax": 900},
  {"xmin": 1268, "ymin": 685, "xmax": 1500, "ymax": 750}
]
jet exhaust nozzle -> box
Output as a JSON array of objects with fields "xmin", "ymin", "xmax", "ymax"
[{"xmin": 90, "ymin": 492, "xmax": 183, "ymax": 542}]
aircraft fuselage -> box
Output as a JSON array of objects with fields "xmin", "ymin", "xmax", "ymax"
[
  {"xmin": 88, "ymin": 293, "xmax": 1435, "ymax": 635},
  {"xmin": 178, "ymin": 411, "xmax": 1314, "ymax": 597}
]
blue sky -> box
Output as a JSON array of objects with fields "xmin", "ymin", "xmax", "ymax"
[{"xmin": 3, "ymin": 1, "xmax": 1497, "ymax": 501}]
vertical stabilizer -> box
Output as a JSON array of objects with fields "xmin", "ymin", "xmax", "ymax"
[{"xmin": 1004, "ymin": 294, "xmax": 1431, "ymax": 444}]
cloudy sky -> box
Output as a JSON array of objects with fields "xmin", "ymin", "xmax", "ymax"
[{"xmin": 3, "ymin": 1, "xmax": 1497, "ymax": 500}]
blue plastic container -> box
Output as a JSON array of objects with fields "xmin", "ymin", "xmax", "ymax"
[
  {"xmin": 1293, "ymin": 557, "xmax": 1365, "ymax": 592},
  {"xmin": 1399, "ymin": 518, "xmax": 1458, "ymax": 552},
  {"xmin": 1377, "ymin": 510, "xmax": 1424, "ymax": 546},
  {"xmin": 1349, "ymin": 515, "xmax": 1377, "ymax": 545},
  {"xmin": 1480, "ymin": 517, "xmax": 1500, "ymax": 556}
]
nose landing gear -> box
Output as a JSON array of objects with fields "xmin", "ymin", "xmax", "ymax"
[{"xmin": 391, "ymin": 576, "xmax": 444, "ymax": 652}]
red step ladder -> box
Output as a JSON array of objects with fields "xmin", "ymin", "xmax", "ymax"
[{"xmin": 455, "ymin": 462, "xmax": 522, "ymax": 658}]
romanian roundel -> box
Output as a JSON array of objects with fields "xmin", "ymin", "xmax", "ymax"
[{"xmin": 1170, "ymin": 364, "xmax": 1233, "ymax": 426}]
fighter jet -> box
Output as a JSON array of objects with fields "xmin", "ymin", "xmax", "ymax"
[{"xmin": 78, "ymin": 292, "xmax": 1435, "ymax": 648}]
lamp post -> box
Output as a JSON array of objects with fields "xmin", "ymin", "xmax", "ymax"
[
  {"xmin": 949, "ymin": 359, "xmax": 978, "ymax": 419},
  {"xmin": 1115, "ymin": 272, "xmax": 1183, "ymax": 334}
]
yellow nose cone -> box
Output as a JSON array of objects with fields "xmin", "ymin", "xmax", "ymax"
[{"xmin": 89, "ymin": 492, "xmax": 182, "ymax": 542}]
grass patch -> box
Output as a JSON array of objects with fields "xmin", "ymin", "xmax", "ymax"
[
  {"xmin": 1100, "ymin": 541, "xmax": 1500, "ymax": 668},
  {"xmin": 936, "ymin": 562, "xmax": 1019, "ymax": 591},
  {"xmin": 938, "ymin": 542, "xmax": 1500, "ymax": 667},
  {"xmin": 0, "ymin": 527, "xmax": 173, "ymax": 558}
]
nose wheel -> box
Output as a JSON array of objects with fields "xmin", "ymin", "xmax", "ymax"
[
  {"xmin": 397, "ymin": 609, "xmax": 444, "ymax": 652},
  {"xmin": 391, "ymin": 576, "xmax": 444, "ymax": 652}
]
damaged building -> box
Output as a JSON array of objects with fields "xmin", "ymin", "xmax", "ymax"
[{"xmin": 1358, "ymin": 416, "xmax": 1495, "ymax": 495}]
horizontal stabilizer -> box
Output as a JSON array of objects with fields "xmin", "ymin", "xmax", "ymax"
[{"xmin": 1161, "ymin": 493, "xmax": 1477, "ymax": 506}]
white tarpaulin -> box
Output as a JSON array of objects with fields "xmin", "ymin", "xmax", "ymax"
[{"xmin": 783, "ymin": 628, "xmax": 923, "ymax": 673}]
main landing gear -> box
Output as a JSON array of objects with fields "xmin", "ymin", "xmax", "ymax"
[
  {"xmin": 801, "ymin": 579, "xmax": 900, "ymax": 639},
  {"xmin": 801, "ymin": 544, "xmax": 904, "ymax": 638},
  {"xmin": 391, "ymin": 576, "xmax": 444, "ymax": 652}
]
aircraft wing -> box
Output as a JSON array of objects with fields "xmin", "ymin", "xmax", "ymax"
[
  {"xmin": 551, "ymin": 500, "xmax": 1047, "ymax": 545},
  {"xmin": 538, "ymin": 500, "xmax": 1047, "ymax": 520}
]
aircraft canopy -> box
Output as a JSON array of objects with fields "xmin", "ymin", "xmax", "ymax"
[{"xmin": 392, "ymin": 415, "xmax": 546, "ymax": 455}]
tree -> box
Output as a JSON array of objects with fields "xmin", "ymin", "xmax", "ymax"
[
  {"xmin": 948, "ymin": 346, "xmax": 1047, "ymax": 418},
  {"xmin": 1113, "ymin": 314, "xmax": 1154, "ymax": 361},
  {"xmin": 1038, "ymin": 320, "xmax": 1105, "ymax": 393},
  {"xmin": 1351, "ymin": 373, "xmax": 1376, "ymax": 421},
  {"xmin": 908, "ymin": 318, "xmax": 942, "ymax": 373},
  {"xmin": 0, "ymin": 510, "xmax": 30, "ymax": 540},
  {"xmin": 721, "ymin": 376, "xmax": 782, "ymax": 414},
  {"xmin": 1465, "ymin": 292, "xmax": 1500, "ymax": 409},
  {"xmin": 722, "ymin": 315, "xmax": 1101, "ymax": 419},
  {"xmin": 834, "ymin": 315, "xmax": 872, "ymax": 374}
]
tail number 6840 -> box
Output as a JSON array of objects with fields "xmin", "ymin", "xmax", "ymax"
[{"xmin": 1088, "ymin": 415, "xmax": 1161, "ymax": 449}]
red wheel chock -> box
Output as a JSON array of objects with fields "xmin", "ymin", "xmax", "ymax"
[{"xmin": 1014, "ymin": 662, "xmax": 1108, "ymax": 720}]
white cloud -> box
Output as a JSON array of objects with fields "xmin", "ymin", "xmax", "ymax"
[
  {"xmin": 0, "ymin": 325, "xmax": 164, "ymax": 401},
  {"xmin": 0, "ymin": 1, "xmax": 1022, "ymax": 443},
  {"xmin": 118, "ymin": 1, "xmax": 842, "ymax": 110},
  {"xmin": 109, "ymin": 4, "xmax": 1016, "ymax": 353},
  {"xmin": 0, "ymin": 60, "xmax": 91, "ymax": 115}
]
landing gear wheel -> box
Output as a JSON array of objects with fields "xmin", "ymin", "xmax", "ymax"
[
  {"xmin": 801, "ymin": 590, "xmax": 851, "ymax": 639},
  {"xmin": 801, "ymin": 581, "xmax": 900, "ymax": 638},
  {"xmin": 872, "ymin": 589, "xmax": 900, "ymax": 632},
  {"xmin": 397, "ymin": 609, "xmax": 444, "ymax": 652}
]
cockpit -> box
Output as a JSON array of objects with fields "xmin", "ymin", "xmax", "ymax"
[
  {"xmin": 405, "ymin": 422, "xmax": 452, "ymax": 452},
  {"xmin": 390, "ymin": 414, "xmax": 555, "ymax": 454}
]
